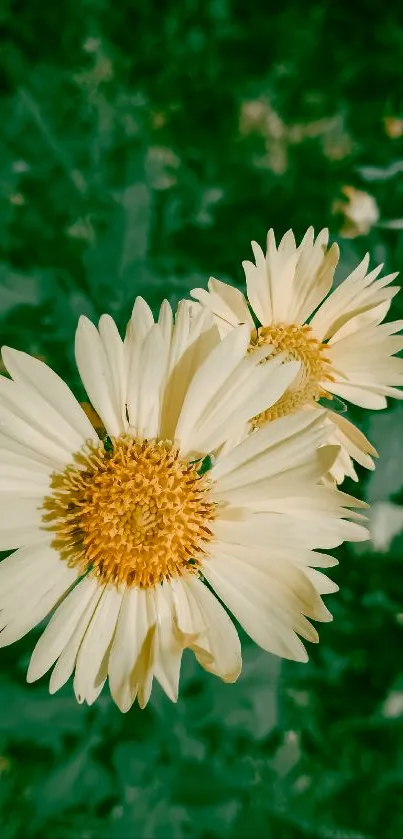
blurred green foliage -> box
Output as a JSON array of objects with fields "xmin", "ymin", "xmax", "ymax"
[{"xmin": 1, "ymin": 1, "xmax": 403, "ymax": 837}]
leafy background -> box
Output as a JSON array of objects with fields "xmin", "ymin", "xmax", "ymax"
[{"xmin": 1, "ymin": 1, "xmax": 403, "ymax": 837}]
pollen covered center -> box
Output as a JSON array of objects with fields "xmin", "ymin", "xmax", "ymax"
[
  {"xmin": 42, "ymin": 437, "xmax": 216, "ymax": 589},
  {"xmin": 249, "ymin": 322, "xmax": 334, "ymax": 426}
]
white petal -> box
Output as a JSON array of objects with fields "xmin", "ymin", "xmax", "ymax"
[
  {"xmin": 171, "ymin": 577, "xmax": 206, "ymax": 637},
  {"xmin": 0, "ymin": 539, "xmax": 50, "ymax": 600},
  {"xmin": 0, "ymin": 451, "xmax": 50, "ymax": 495},
  {"xmin": 188, "ymin": 356, "xmax": 300, "ymax": 456},
  {"xmin": 0, "ymin": 546, "xmax": 78, "ymax": 648},
  {"xmin": 211, "ymin": 409, "xmax": 325, "ymax": 483},
  {"xmin": 2, "ymin": 348, "xmax": 97, "ymax": 447},
  {"xmin": 133, "ymin": 595, "xmax": 157, "ymax": 709},
  {"xmin": 153, "ymin": 583, "xmax": 184, "ymax": 702},
  {"xmin": 243, "ymin": 240, "xmax": 272, "ymax": 324},
  {"xmin": 27, "ymin": 575, "xmax": 100, "ymax": 683},
  {"xmin": 175, "ymin": 324, "xmax": 250, "ymax": 451},
  {"xmin": 130, "ymin": 296, "xmax": 155, "ymax": 336},
  {"xmin": 203, "ymin": 550, "xmax": 328, "ymax": 662},
  {"xmin": 0, "ymin": 497, "xmax": 44, "ymax": 550},
  {"xmin": 158, "ymin": 299, "xmax": 174, "ymax": 347},
  {"xmin": 0, "ymin": 433, "xmax": 57, "ymax": 468},
  {"xmin": 135, "ymin": 325, "xmax": 167, "ymax": 438},
  {"xmin": 108, "ymin": 587, "xmax": 156, "ymax": 712},
  {"xmin": 305, "ymin": 567, "xmax": 339, "ymax": 595},
  {"xmin": 73, "ymin": 584, "xmax": 123, "ymax": 705},
  {"xmin": 323, "ymin": 409, "xmax": 377, "ymax": 482},
  {"xmin": 182, "ymin": 575, "xmax": 242, "ymax": 682},
  {"xmin": 75, "ymin": 316, "xmax": 127, "ymax": 437},
  {"xmin": 211, "ymin": 410, "xmax": 327, "ymax": 501},
  {"xmin": 160, "ymin": 305, "xmax": 220, "ymax": 440},
  {"xmin": 326, "ymin": 382, "xmax": 388, "ymax": 410},
  {"xmin": 49, "ymin": 582, "xmax": 104, "ymax": 694},
  {"xmin": 98, "ymin": 314, "xmax": 127, "ymax": 429},
  {"xmin": 266, "ymin": 232, "xmax": 299, "ymax": 322},
  {"xmin": 191, "ymin": 277, "xmax": 253, "ymax": 336},
  {"xmin": 292, "ymin": 230, "xmax": 339, "ymax": 323},
  {"xmin": 310, "ymin": 256, "xmax": 399, "ymax": 341},
  {"xmin": 0, "ymin": 375, "xmax": 86, "ymax": 466},
  {"xmin": 0, "ymin": 447, "xmax": 51, "ymax": 476}
]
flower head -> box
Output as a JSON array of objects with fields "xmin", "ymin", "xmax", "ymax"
[
  {"xmin": 191, "ymin": 228, "xmax": 403, "ymax": 482},
  {"xmin": 0, "ymin": 297, "xmax": 366, "ymax": 710}
]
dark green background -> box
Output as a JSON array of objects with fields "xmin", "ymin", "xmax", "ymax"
[{"xmin": 1, "ymin": 2, "xmax": 403, "ymax": 837}]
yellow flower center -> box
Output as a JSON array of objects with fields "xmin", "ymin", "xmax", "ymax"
[
  {"xmin": 249, "ymin": 323, "xmax": 334, "ymax": 426},
  {"xmin": 42, "ymin": 436, "xmax": 216, "ymax": 589}
]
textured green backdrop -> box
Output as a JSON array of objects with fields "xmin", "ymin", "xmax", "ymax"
[{"xmin": 1, "ymin": 2, "xmax": 403, "ymax": 837}]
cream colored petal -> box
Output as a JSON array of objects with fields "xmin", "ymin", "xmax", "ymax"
[
  {"xmin": 191, "ymin": 277, "xmax": 253, "ymax": 337},
  {"xmin": 186, "ymin": 357, "xmax": 300, "ymax": 456},
  {"xmin": 211, "ymin": 520, "xmax": 344, "ymax": 597},
  {"xmin": 171, "ymin": 577, "xmax": 206, "ymax": 639},
  {"xmin": 0, "ymin": 540, "xmax": 49, "ymax": 605},
  {"xmin": 304, "ymin": 567, "xmax": 339, "ymax": 595},
  {"xmin": 211, "ymin": 516, "xmax": 315, "ymax": 553},
  {"xmin": 73, "ymin": 584, "xmax": 123, "ymax": 705},
  {"xmin": 310, "ymin": 255, "xmax": 399, "ymax": 341},
  {"xmin": 0, "ymin": 497, "xmax": 44, "ymax": 550},
  {"xmin": 328, "ymin": 325, "xmax": 403, "ymax": 366},
  {"xmin": 326, "ymin": 382, "xmax": 388, "ymax": 409},
  {"xmin": 98, "ymin": 314, "xmax": 127, "ymax": 429},
  {"xmin": 218, "ymin": 422, "xmax": 249, "ymax": 457},
  {"xmin": 2, "ymin": 348, "xmax": 97, "ymax": 447},
  {"xmin": 378, "ymin": 318, "xmax": 403, "ymax": 336},
  {"xmin": 165, "ymin": 311, "xmax": 262, "ymax": 447},
  {"xmin": 49, "ymin": 583, "xmax": 104, "ymax": 694},
  {"xmin": 203, "ymin": 550, "xmax": 327, "ymax": 661},
  {"xmin": 75, "ymin": 316, "xmax": 127, "ymax": 438},
  {"xmin": 108, "ymin": 587, "xmax": 156, "ymax": 712},
  {"xmin": 158, "ymin": 299, "xmax": 174, "ymax": 347},
  {"xmin": 211, "ymin": 410, "xmax": 326, "ymax": 497},
  {"xmin": 130, "ymin": 295, "xmax": 155, "ymax": 335},
  {"xmin": 174, "ymin": 324, "xmax": 250, "ymax": 451},
  {"xmin": 327, "ymin": 332, "xmax": 403, "ymax": 406},
  {"xmin": 0, "ymin": 433, "xmax": 57, "ymax": 469},
  {"xmin": 134, "ymin": 325, "xmax": 167, "ymax": 438},
  {"xmin": 0, "ymin": 445, "xmax": 51, "ymax": 497},
  {"xmin": 153, "ymin": 583, "xmax": 184, "ymax": 702},
  {"xmin": 0, "ymin": 447, "xmax": 51, "ymax": 475},
  {"xmin": 158, "ymin": 305, "xmax": 220, "ymax": 440},
  {"xmin": 211, "ymin": 408, "xmax": 325, "ymax": 484},
  {"xmin": 132, "ymin": 594, "xmax": 157, "ymax": 709},
  {"xmin": 0, "ymin": 456, "xmax": 50, "ymax": 496},
  {"xmin": 0, "ymin": 546, "xmax": 77, "ymax": 648},
  {"xmin": 326, "ymin": 445, "xmax": 359, "ymax": 485},
  {"xmin": 266, "ymin": 230, "xmax": 299, "ymax": 322},
  {"xmin": 259, "ymin": 484, "xmax": 367, "ymax": 520},
  {"xmin": 208, "ymin": 278, "xmax": 254, "ymax": 326},
  {"xmin": 0, "ymin": 376, "xmax": 86, "ymax": 466},
  {"xmin": 324, "ymin": 409, "xmax": 377, "ymax": 482},
  {"xmin": 250, "ymin": 502, "xmax": 368, "ymax": 548},
  {"xmin": 180, "ymin": 575, "xmax": 242, "ymax": 683},
  {"xmin": 27, "ymin": 575, "xmax": 100, "ymax": 683},
  {"xmin": 292, "ymin": 229, "xmax": 339, "ymax": 323},
  {"xmin": 328, "ymin": 300, "xmax": 392, "ymax": 343},
  {"xmin": 242, "ymin": 239, "xmax": 272, "ymax": 325}
]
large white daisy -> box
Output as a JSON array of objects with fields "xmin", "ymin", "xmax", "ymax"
[
  {"xmin": 0, "ymin": 298, "xmax": 366, "ymax": 711},
  {"xmin": 191, "ymin": 227, "xmax": 403, "ymax": 483}
]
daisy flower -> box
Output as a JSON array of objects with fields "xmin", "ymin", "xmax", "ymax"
[
  {"xmin": 0, "ymin": 298, "xmax": 366, "ymax": 711},
  {"xmin": 191, "ymin": 227, "xmax": 403, "ymax": 483}
]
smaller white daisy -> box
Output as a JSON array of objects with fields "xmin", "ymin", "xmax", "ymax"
[{"xmin": 191, "ymin": 227, "xmax": 403, "ymax": 483}]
